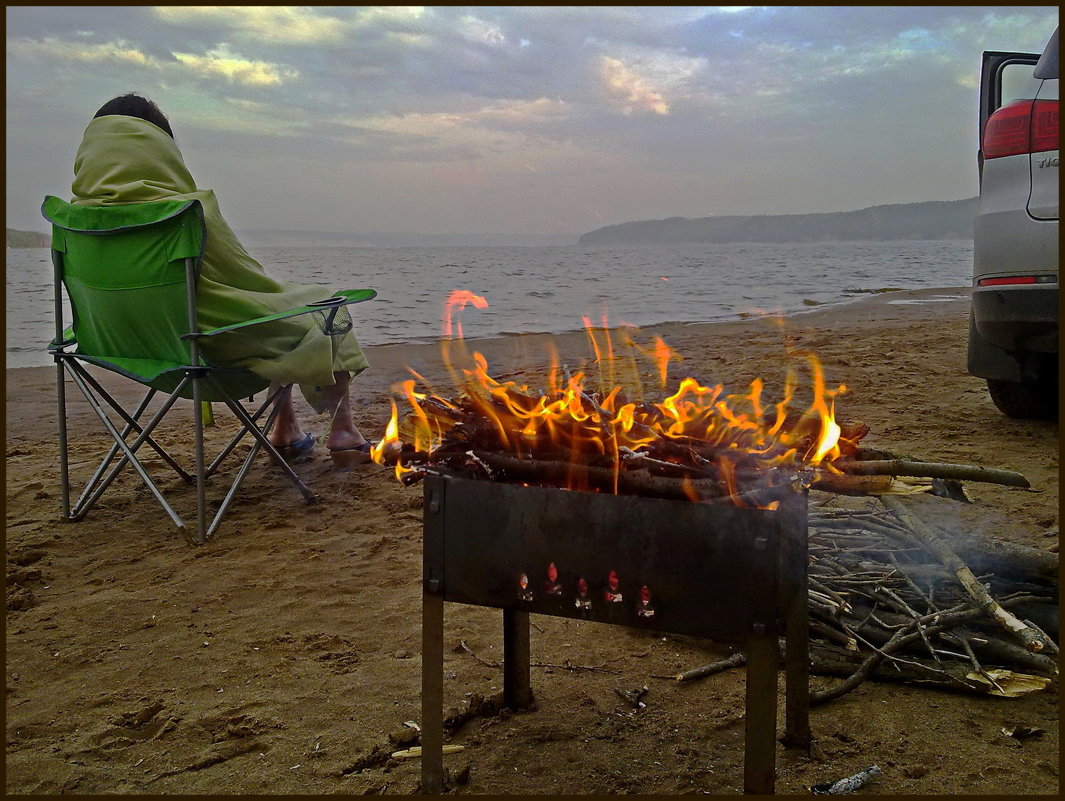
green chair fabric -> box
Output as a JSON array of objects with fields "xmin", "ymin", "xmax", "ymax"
[{"xmin": 43, "ymin": 196, "xmax": 267, "ymax": 400}]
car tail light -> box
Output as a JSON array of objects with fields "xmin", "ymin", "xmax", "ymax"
[
  {"xmin": 983, "ymin": 99, "xmax": 1059, "ymax": 158},
  {"xmin": 977, "ymin": 275, "xmax": 1057, "ymax": 286}
]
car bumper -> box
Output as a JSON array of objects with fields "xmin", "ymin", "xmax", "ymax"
[{"xmin": 971, "ymin": 283, "xmax": 1059, "ymax": 353}]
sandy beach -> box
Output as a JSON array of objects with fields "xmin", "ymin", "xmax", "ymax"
[{"xmin": 5, "ymin": 287, "xmax": 1058, "ymax": 794}]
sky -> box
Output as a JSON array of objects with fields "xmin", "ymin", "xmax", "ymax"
[{"xmin": 6, "ymin": 5, "xmax": 1059, "ymax": 237}]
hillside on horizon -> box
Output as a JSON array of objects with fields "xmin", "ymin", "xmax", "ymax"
[
  {"xmin": 578, "ymin": 198, "xmax": 978, "ymax": 245},
  {"xmin": 6, "ymin": 228, "xmax": 50, "ymax": 248}
]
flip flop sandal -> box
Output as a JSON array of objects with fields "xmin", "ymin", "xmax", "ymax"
[
  {"xmin": 276, "ymin": 432, "xmax": 316, "ymax": 462},
  {"xmin": 329, "ymin": 441, "xmax": 374, "ymax": 472}
]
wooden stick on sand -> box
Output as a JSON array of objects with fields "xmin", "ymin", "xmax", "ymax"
[{"xmin": 880, "ymin": 496, "xmax": 1049, "ymax": 653}]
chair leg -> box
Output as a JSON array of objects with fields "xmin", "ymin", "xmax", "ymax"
[
  {"xmin": 55, "ymin": 357, "xmax": 71, "ymax": 520},
  {"xmin": 205, "ymin": 384, "xmax": 286, "ymax": 478},
  {"xmin": 74, "ymin": 387, "xmax": 161, "ymax": 511},
  {"xmin": 65, "ymin": 365, "xmax": 189, "ymax": 533},
  {"xmin": 58, "ymin": 366, "xmax": 319, "ymax": 542},
  {"xmin": 67, "ymin": 371, "xmax": 167, "ymax": 519},
  {"xmin": 203, "ymin": 396, "xmax": 288, "ymax": 541},
  {"xmin": 76, "ymin": 367, "xmax": 192, "ymax": 483},
  {"xmin": 206, "ymin": 376, "xmax": 316, "ymax": 503},
  {"xmin": 192, "ymin": 374, "xmax": 207, "ymax": 545}
]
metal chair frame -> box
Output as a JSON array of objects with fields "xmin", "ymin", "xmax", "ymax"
[{"xmin": 46, "ymin": 204, "xmax": 324, "ymax": 544}]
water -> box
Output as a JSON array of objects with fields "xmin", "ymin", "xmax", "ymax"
[{"xmin": 6, "ymin": 240, "xmax": 973, "ymax": 369}]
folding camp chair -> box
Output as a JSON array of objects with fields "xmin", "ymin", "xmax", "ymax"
[{"xmin": 42, "ymin": 196, "xmax": 376, "ymax": 544}]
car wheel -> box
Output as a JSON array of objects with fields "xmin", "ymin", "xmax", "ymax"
[{"xmin": 986, "ymin": 378, "xmax": 1059, "ymax": 420}]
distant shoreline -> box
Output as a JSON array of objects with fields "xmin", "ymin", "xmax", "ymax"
[
  {"xmin": 7, "ymin": 286, "xmax": 970, "ymax": 374},
  {"xmin": 579, "ymin": 198, "xmax": 977, "ymax": 246}
]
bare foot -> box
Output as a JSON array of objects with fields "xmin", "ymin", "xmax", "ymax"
[
  {"xmin": 269, "ymin": 387, "xmax": 306, "ymax": 447},
  {"xmin": 324, "ymin": 429, "xmax": 369, "ymax": 452}
]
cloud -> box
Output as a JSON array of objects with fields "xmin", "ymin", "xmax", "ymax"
[
  {"xmin": 153, "ymin": 6, "xmax": 348, "ymax": 45},
  {"xmin": 474, "ymin": 96, "xmax": 571, "ymax": 125},
  {"xmin": 172, "ymin": 44, "xmax": 299, "ymax": 87},
  {"xmin": 353, "ymin": 6, "xmax": 428, "ymax": 26},
  {"xmin": 458, "ymin": 14, "xmax": 507, "ymax": 46},
  {"xmin": 6, "ymin": 36, "xmax": 158, "ymax": 68},
  {"xmin": 7, "ymin": 34, "xmax": 299, "ymax": 90},
  {"xmin": 599, "ymin": 56, "xmax": 671, "ymax": 115}
]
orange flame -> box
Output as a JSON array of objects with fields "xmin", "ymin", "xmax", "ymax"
[
  {"xmin": 372, "ymin": 291, "xmax": 849, "ymax": 506},
  {"xmin": 443, "ymin": 290, "xmax": 489, "ymax": 340}
]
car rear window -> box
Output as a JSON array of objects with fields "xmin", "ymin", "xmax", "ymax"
[
  {"xmin": 999, "ymin": 61, "xmax": 1043, "ymax": 106},
  {"xmin": 1034, "ymin": 27, "xmax": 1059, "ymax": 79}
]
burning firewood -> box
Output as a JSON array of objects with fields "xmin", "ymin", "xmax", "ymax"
[{"xmin": 372, "ymin": 306, "xmax": 862, "ymax": 506}]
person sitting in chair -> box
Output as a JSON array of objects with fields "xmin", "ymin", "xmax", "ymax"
[{"xmin": 70, "ymin": 93, "xmax": 373, "ymax": 470}]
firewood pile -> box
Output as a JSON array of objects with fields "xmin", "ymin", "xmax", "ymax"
[
  {"xmin": 672, "ymin": 492, "xmax": 1059, "ymax": 702},
  {"xmin": 799, "ymin": 495, "xmax": 1058, "ymax": 701},
  {"xmin": 374, "ymin": 338, "xmax": 1058, "ymax": 701}
]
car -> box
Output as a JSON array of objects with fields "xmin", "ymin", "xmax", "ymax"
[{"xmin": 967, "ymin": 26, "xmax": 1059, "ymax": 419}]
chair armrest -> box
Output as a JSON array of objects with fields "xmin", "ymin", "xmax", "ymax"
[
  {"xmin": 196, "ymin": 288, "xmax": 376, "ymax": 339},
  {"xmin": 48, "ymin": 327, "xmax": 77, "ymax": 351}
]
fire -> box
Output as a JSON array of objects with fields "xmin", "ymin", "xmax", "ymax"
[
  {"xmin": 443, "ymin": 289, "xmax": 488, "ymax": 340},
  {"xmin": 372, "ymin": 291, "xmax": 849, "ymax": 503}
]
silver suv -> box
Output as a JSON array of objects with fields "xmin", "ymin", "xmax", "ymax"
[{"xmin": 968, "ymin": 26, "xmax": 1059, "ymax": 419}]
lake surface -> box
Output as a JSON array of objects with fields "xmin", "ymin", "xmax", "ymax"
[{"xmin": 6, "ymin": 240, "xmax": 973, "ymax": 369}]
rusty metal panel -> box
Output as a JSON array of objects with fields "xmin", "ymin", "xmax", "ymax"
[{"xmin": 423, "ymin": 475, "xmax": 804, "ymax": 642}]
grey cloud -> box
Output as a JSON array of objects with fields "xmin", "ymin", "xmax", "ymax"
[{"xmin": 178, "ymin": 117, "xmax": 481, "ymax": 165}]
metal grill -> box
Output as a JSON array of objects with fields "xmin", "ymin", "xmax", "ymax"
[{"xmin": 420, "ymin": 474, "xmax": 811, "ymax": 794}]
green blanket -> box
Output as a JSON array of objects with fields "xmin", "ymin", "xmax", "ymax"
[{"xmin": 70, "ymin": 115, "xmax": 369, "ymax": 396}]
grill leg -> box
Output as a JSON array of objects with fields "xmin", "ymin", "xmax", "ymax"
[
  {"xmin": 782, "ymin": 495, "xmax": 811, "ymax": 751},
  {"xmin": 503, "ymin": 609, "xmax": 534, "ymax": 709},
  {"xmin": 743, "ymin": 629, "xmax": 777, "ymax": 795},
  {"xmin": 782, "ymin": 590, "xmax": 811, "ymax": 750},
  {"xmin": 421, "ymin": 588, "xmax": 444, "ymax": 793}
]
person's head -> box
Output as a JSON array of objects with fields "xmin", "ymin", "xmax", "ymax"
[{"xmin": 93, "ymin": 93, "xmax": 174, "ymax": 138}]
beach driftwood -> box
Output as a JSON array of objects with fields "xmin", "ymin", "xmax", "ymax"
[
  {"xmin": 840, "ymin": 460, "xmax": 1030, "ymax": 488},
  {"xmin": 880, "ymin": 496, "xmax": 1050, "ymax": 653},
  {"xmin": 675, "ymin": 652, "xmax": 747, "ymax": 682},
  {"xmin": 614, "ymin": 685, "xmax": 649, "ymax": 708},
  {"xmin": 953, "ymin": 538, "xmax": 1059, "ymax": 580},
  {"xmin": 672, "ymin": 634, "xmax": 1050, "ymax": 698},
  {"xmin": 391, "ymin": 745, "xmax": 465, "ymax": 760},
  {"xmin": 811, "ymin": 765, "xmax": 881, "ymax": 795}
]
